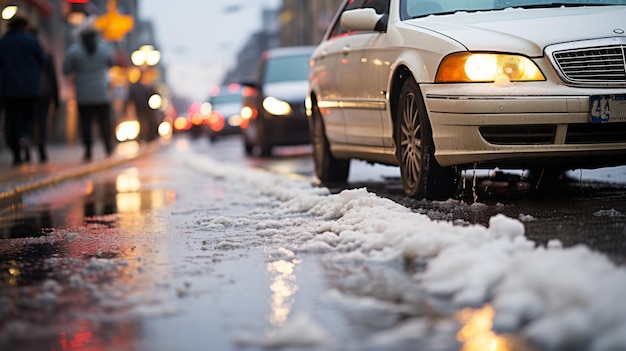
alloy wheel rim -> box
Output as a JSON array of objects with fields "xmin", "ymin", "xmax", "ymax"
[{"xmin": 400, "ymin": 93, "xmax": 421, "ymax": 189}]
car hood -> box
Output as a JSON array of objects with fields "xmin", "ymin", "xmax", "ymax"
[
  {"xmin": 405, "ymin": 6, "xmax": 626, "ymax": 56},
  {"xmin": 263, "ymin": 80, "xmax": 309, "ymax": 102}
]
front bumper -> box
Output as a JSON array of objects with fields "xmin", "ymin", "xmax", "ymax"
[
  {"xmin": 421, "ymin": 82, "xmax": 626, "ymax": 169},
  {"xmin": 260, "ymin": 103, "xmax": 310, "ymax": 146}
]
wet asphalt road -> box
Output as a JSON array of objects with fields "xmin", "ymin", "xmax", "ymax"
[{"xmin": 1, "ymin": 135, "xmax": 626, "ymax": 351}]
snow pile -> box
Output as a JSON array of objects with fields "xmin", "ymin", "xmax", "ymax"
[{"xmin": 186, "ymin": 153, "xmax": 626, "ymax": 350}]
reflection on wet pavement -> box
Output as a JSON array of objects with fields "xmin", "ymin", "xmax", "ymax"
[
  {"xmin": 266, "ymin": 248, "xmax": 300, "ymax": 328},
  {"xmin": 0, "ymin": 166, "xmax": 176, "ymax": 350},
  {"xmin": 0, "ymin": 167, "xmax": 175, "ymax": 239},
  {"xmin": 456, "ymin": 305, "xmax": 535, "ymax": 351}
]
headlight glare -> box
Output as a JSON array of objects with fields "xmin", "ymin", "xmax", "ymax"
[
  {"xmin": 262, "ymin": 97, "xmax": 292, "ymax": 116},
  {"xmin": 436, "ymin": 53, "xmax": 545, "ymax": 83}
]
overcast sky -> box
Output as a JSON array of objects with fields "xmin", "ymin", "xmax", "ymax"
[{"xmin": 138, "ymin": 0, "xmax": 280, "ymax": 103}]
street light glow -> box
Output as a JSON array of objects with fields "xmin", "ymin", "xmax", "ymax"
[
  {"xmin": 146, "ymin": 50, "xmax": 161, "ymax": 66},
  {"xmin": 148, "ymin": 94, "xmax": 162, "ymax": 110},
  {"xmin": 1, "ymin": 6, "xmax": 17, "ymax": 20},
  {"xmin": 131, "ymin": 45, "xmax": 161, "ymax": 67}
]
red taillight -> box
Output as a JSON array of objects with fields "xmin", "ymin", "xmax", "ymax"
[
  {"xmin": 208, "ymin": 113, "xmax": 225, "ymax": 132},
  {"xmin": 242, "ymin": 86, "xmax": 257, "ymax": 97},
  {"xmin": 173, "ymin": 116, "xmax": 190, "ymax": 131},
  {"xmin": 190, "ymin": 112, "xmax": 204, "ymax": 126}
]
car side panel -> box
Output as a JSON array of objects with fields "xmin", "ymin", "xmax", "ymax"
[
  {"xmin": 310, "ymin": 39, "xmax": 347, "ymax": 144},
  {"xmin": 340, "ymin": 32, "xmax": 388, "ymax": 147}
]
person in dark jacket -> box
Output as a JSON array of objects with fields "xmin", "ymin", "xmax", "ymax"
[
  {"xmin": 62, "ymin": 25, "xmax": 114, "ymax": 161},
  {"xmin": 35, "ymin": 50, "xmax": 60, "ymax": 162},
  {"xmin": 24, "ymin": 28, "xmax": 60, "ymax": 163},
  {"xmin": 0, "ymin": 13, "xmax": 45, "ymax": 166},
  {"xmin": 126, "ymin": 70, "xmax": 158, "ymax": 142}
]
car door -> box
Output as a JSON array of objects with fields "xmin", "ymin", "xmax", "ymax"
[
  {"xmin": 311, "ymin": 2, "xmax": 361, "ymax": 145},
  {"xmin": 337, "ymin": 0, "xmax": 390, "ymax": 147}
]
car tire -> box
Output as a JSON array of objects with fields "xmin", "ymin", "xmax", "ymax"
[
  {"xmin": 259, "ymin": 142, "xmax": 272, "ymax": 157},
  {"xmin": 395, "ymin": 77, "xmax": 458, "ymax": 200},
  {"xmin": 243, "ymin": 134, "xmax": 254, "ymax": 155},
  {"xmin": 251, "ymin": 118, "xmax": 272, "ymax": 157},
  {"xmin": 310, "ymin": 98, "xmax": 350, "ymax": 183},
  {"xmin": 244, "ymin": 143, "xmax": 253, "ymax": 156}
]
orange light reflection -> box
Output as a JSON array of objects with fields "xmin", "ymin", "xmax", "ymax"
[{"xmin": 456, "ymin": 305, "xmax": 512, "ymax": 351}]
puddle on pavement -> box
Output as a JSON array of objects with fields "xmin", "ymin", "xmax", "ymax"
[
  {"xmin": 0, "ymin": 168, "xmax": 177, "ymax": 350},
  {"xmin": 0, "ymin": 168, "xmax": 176, "ymax": 239}
]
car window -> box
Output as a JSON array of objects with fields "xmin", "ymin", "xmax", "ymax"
[
  {"xmin": 210, "ymin": 94, "xmax": 242, "ymax": 106},
  {"xmin": 401, "ymin": 0, "xmax": 626, "ymax": 20},
  {"xmin": 263, "ymin": 53, "xmax": 311, "ymax": 84},
  {"xmin": 329, "ymin": 0, "xmax": 390, "ymax": 38}
]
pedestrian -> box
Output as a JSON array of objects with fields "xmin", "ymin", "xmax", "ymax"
[
  {"xmin": 126, "ymin": 70, "xmax": 158, "ymax": 142},
  {"xmin": 27, "ymin": 28, "xmax": 60, "ymax": 163},
  {"xmin": 0, "ymin": 12, "xmax": 45, "ymax": 166},
  {"xmin": 62, "ymin": 24, "xmax": 115, "ymax": 161}
]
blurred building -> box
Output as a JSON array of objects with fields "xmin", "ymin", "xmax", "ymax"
[
  {"xmin": 221, "ymin": 0, "xmax": 342, "ymax": 90},
  {"xmin": 221, "ymin": 7, "xmax": 280, "ymax": 88},
  {"xmin": 280, "ymin": 0, "xmax": 342, "ymax": 47},
  {"xmin": 221, "ymin": 0, "xmax": 342, "ymax": 91}
]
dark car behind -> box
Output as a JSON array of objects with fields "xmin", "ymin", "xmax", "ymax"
[
  {"xmin": 240, "ymin": 46, "xmax": 315, "ymax": 156},
  {"xmin": 205, "ymin": 84, "xmax": 244, "ymax": 142}
]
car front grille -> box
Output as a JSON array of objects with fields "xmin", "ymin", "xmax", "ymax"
[
  {"xmin": 565, "ymin": 123, "xmax": 626, "ymax": 144},
  {"xmin": 480, "ymin": 126, "xmax": 556, "ymax": 145},
  {"xmin": 546, "ymin": 38, "xmax": 626, "ymax": 87},
  {"xmin": 480, "ymin": 123, "xmax": 626, "ymax": 145}
]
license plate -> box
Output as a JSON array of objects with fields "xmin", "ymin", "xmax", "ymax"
[{"xmin": 590, "ymin": 94, "xmax": 626, "ymax": 123}]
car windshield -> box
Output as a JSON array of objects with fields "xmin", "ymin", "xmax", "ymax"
[
  {"xmin": 264, "ymin": 53, "xmax": 311, "ymax": 84},
  {"xmin": 210, "ymin": 94, "xmax": 241, "ymax": 106},
  {"xmin": 401, "ymin": 0, "xmax": 626, "ymax": 19}
]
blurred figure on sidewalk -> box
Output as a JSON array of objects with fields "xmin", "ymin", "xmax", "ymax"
[
  {"xmin": 62, "ymin": 23, "xmax": 114, "ymax": 161},
  {"xmin": 126, "ymin": 70, "xmax": 158, "ymax": 142},
  {"xmin": 25, "ymin": 28, "xmax": 60, "ymax": 163},
  {"xmin": 0, "ymin": 13, "xmax": 45, "ymax": 166}
]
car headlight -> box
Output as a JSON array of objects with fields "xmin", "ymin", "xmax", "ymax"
[
  {"xmin": 435, "ymin": 53, "xmax": 545, "ymax": 83},
  {"xmin": 148, "ymin": 94, "xmax": 162, "ymax": 109},
  {"xmin": 262, "ymin": 97, "xmax": 292, "ymax": 116},
  {"xmin": 116, "ymin": 120, "xmax": 140, "ymax": 142}
]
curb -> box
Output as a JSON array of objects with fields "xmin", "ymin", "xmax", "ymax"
[{"xmin": 0, "ymin": 141, "xmax": 164, "ymax": 207}]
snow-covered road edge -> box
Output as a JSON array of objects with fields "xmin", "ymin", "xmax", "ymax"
[{"xmin": 185, "ymin": 153, "xmax": 626, "ymax": 351}]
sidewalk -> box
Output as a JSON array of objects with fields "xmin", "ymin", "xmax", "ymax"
[{"xmin": 0, "ymin": 140, "xmax": 162, "ymax": 206}]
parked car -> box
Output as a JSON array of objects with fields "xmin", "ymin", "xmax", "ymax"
[
  {"xmin": 308, "ymin": 0, "xmax": 626, "ymax": 200},
  {"xmin": 205, "ymin": 84, "xmax": 244, "ymax": 142},
  {"xmin": 241, "ymin": 46, "xmax": 316, "ymax": 156}
]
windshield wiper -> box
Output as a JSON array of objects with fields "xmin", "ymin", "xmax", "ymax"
[
  {"xmin": 516, "ymin": 2, "xmax": 610, "ymax": 9},
  {"xmin": 410, "ymin": 2, "xmax": 610, "ymax": 19},
  {"xmin": 411, "ymin": 9, "xmax": 478, "ymax": 19}
]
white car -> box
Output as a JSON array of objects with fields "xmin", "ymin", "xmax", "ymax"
[{"xmin": 308, "ymin": 0, "xmax": 626, "ymax": 200}]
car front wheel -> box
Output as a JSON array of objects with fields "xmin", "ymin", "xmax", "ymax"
[
  {"xmin": 395, "ymin": 78, "xmax": 458, "ymax": 200},
  {"xmin": 310, "ymin": 99, "xmax": 350, "ymax": 183}
]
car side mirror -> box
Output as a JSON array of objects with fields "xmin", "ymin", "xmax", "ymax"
[{"xmin": 341, "ymin": 8, "xmax": 386, "ymax": 32}]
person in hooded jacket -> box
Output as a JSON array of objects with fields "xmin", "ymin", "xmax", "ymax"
[
  {"xmin": 62, "ymin": 26, "xmax": 114, "ymax": 161},
  {"xmin": 0, "ymin": 13, "xmax": 45, "ymax": 166}
]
